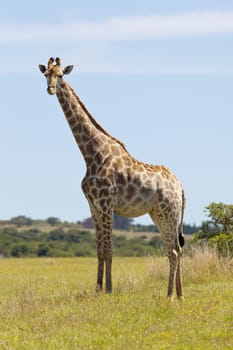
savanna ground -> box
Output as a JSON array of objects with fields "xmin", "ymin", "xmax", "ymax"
[{"xmin": 0, "ymin": 247, "xmax": 232, "ymax": 350}]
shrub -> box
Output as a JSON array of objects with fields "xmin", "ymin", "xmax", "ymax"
[
  {"xmin": 210, "ymin": 233, "xmax": 233, "ymax": 256},
  {"xmin": 49, "ymin": 228, "xmax": 65, "ymax": 241},
  {"xmin": 195, "ymin": 202, "xmax": 233, "ymax": 256},
  {"xmin": 149, "ymin": 235, "xmax": 162, "ymax": 248},
  {"xmin": 11, "ymin": 244, "xmax": 31, "ymax": 257},
  {"xmin": 65, "ymin": 230, "xmax": 80, "ymax": 243},
  {"xmin": 37, "ymin": 243, "xmax": 50, "ymax": 257}
]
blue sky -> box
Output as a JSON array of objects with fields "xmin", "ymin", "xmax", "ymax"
[{"xmin": 1, "ymin": 0, "xmax": 233, "ymax": 225}]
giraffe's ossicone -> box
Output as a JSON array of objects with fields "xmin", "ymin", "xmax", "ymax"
[{"xmin": 39, "ymin": 57, "xmax": 186, "ymax": 299}]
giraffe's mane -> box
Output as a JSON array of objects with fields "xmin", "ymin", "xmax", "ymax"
[{"xmin": 65, "ymin": 81, "xmax": 129, "ymax": 153}]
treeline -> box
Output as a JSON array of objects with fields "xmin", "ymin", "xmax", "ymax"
[
  {"xmin": 0, "ymin": 214, "xmax": 199, "ymax": 234},
  {"xmin": 0, "ymin": 226, "xmax": 163, "ymax": 258},
  {"xmin": 0, "ymin": 214, "xmax": 200, "ymax": 258},
  {"xmin": 82, "ymin": 214, "xmax": 199, "ymax": 233},
  {"xmin": 0, "ymin": 226, "xmax": 95, "ymax": 258},
  {"xmin": 1, "ymin": 202, "xmax": 232, "ymax": 258},
  {"xmin": 130, "ymin": 223, "xmax": 199, "ymax": 234}
]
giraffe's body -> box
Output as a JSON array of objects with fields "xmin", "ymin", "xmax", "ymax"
[{"xmin": 39, "ymin": 58, "xmax": 185, "ymax": 299}]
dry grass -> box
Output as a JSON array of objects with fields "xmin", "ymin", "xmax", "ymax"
[
  {"xmin": 148, "ymin": 245, "xmax": 233, "ymax": 284},
  {"xmin": 183, "ymin": 245, "xmax": 233, "ymax": 283}
]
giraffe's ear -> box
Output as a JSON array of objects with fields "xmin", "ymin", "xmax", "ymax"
[
  {"xmin": 63, "ymin": 65, "xmax": 74, "ymax": 75},
  {"xmin": 39, "ymin": 64, "xmax": 46, "ymax": 73}
]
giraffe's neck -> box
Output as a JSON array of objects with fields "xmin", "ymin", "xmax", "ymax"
[{"xmin": 56, "ymin": 80, "xmax": 126, "ymax": 166}]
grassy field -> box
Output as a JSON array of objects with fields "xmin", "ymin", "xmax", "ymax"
[{"xmin": 0, "ymin": 247, "xmax": 232, "ymax": 349}]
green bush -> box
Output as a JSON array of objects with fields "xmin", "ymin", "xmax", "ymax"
[
  {"xmin": 210, "ymin": 233, "xmax": 233, "ymax": 256},
  {"xmin": 195, "ymin": 202, "xmax": 233, "ymax": 256},
  {"xmin": 49, "ymin": 228, "xmax": 65, "ymax": 241},
  {"xmin": 65, "ymin": 230, "xmax": 80, "ymax": 243},
  {"xmin": 149, "ymin": 235, "xmax": 163, "ymax": 248},
  {"xmin": 11, "ymin": 244, "xmax": 31, "ymax": 257},
  {"xmin": 37, "ymin": 243, "xmax": 50, "ymax": 257}
]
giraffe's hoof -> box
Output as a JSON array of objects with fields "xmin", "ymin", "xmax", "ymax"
[{"xmin": 167, "ymin": 295, "xmax": 174, "ymax": 302}]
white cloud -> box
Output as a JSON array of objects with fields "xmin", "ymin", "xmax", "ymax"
[
  {"xmin": 1, "ymin": 11, "xmax": 233, "ymax": 45},
  {"xmin": 1, "ymin": 11, "xmax": 233, "ymax": 76}
]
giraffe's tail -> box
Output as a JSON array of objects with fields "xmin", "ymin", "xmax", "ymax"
[{"xmin": 178, "ymin": 188, "xmax": 185, "ymax": 248}]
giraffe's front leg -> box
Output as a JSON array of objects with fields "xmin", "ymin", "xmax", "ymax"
[
  {"xmin": 82, "ymin": 176, "xmax": 115, "ymax": 294},
  {"xmin": 96, "ymin": 221, "xmax": 112, "ymax": 293},
  {"xmin": 96, "ymin": 260, "xmax": 104, "ymax": 292},
  {"xmin": 96, "ymin": 225, "xmax": 113, "ymax": 294},
  {"xmin": 105, "ymin": 247, "xmax": 112, "ymax": 293},
  {"xmin": 96, "ymin": 233, "xmax": 113, "ymax": 293},
  {"xmin": 96, "ymin": 238, "xmax": 104, "ymax": 292}
]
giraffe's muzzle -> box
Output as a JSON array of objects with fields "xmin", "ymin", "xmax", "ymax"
[{"xmin": 47, "ymin": 87, "xmax": 56, "ymax": 95}]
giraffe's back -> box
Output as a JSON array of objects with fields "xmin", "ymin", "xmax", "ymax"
[{"xmin": 113, "ymin": 159, "xmax": 183, "ymax": 219}]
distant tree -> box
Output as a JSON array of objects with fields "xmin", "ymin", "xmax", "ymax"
[
  {"xmin": 47, "ymin": 217, "xmax": 61, "ymax": 226},
  {"xmin": 82, "ymin": 215, "xmax": 133, "ymax": 230},
  {"xmin": 113, "ymin": 214, "xmax": 133, "ymax": 230},
  {"xmin": 82, "ymin": 217, "xmax": 94, "ymax": 229},
  {"xmin": 10, "ymin": 216, "xmax": 32, "ymax": 227}
]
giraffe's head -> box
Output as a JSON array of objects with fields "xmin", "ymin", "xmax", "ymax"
[{"xmin": 39, "ymin": 57, "xmax": 74, "ymax": 95}]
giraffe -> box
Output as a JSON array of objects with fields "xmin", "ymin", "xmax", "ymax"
[{"xmin": 39, "ymin": 57, "xmax": 185, "ymax": 299}]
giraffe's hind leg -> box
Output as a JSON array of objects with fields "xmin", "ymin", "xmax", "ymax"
[
  {"xmin": 167, "ymin": 239, "xmax": 184, "ymax": 299},
  {"xmin": 176, "ymin": 257, "xmax": 183, "ymax": 299},
  {"xmin": 149, "ymin": 210, "xmax": 182, "ymax": 299},
  {"xmin": 167, "ymin": 247, "xmax": 179, "ymax": 299}
]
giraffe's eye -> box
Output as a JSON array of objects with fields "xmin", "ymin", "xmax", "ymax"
[{"xmin": 58, "ymin": 74, "xmax": 63, "ymax": 78}]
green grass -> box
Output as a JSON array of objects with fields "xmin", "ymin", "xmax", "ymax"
[{"xmin": 0, "ymin": 248, "xmax": 232, "ymax": 349}]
